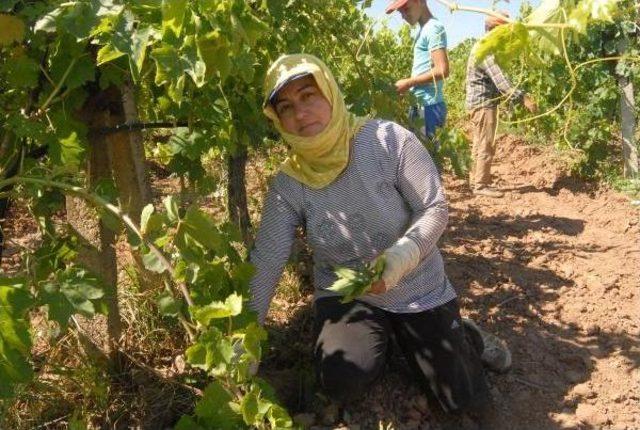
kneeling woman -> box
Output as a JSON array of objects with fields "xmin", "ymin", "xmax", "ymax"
[{"xmin": 249, "ymin": 54, "xmax": 506, "ymax": 415}]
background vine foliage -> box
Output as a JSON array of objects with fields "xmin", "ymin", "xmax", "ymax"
[{"xmin": 0, "ymin": 0, "xmax": 635, "ymax": 428}]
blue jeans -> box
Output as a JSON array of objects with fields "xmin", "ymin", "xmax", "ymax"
[{"xmin": 409, "ymin": 101, "xmax": 447, "ymax": 139}]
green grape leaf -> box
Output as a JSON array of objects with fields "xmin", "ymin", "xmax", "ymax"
[
  {"xmin": 472, "ymin": 22, "xmax": 530, "ymax": 68},
  {"xmin": 231, "ymin": 262, "xmax": 255, "ymax": 291},
  {"xmin": 163, "ymin": 195, "xmax": 180, "ymax": 222},
  {"xmin": 0, "ymin": 278, "xmax": 34, "ymax": 399},
  {"xmin": 98, "ymin": 63, "xmax": 126, "ymax": 90},
  {"xmin": 235, "ymin": 49, "xmax": 256, "ymax": 84},
  {"xmin": 141, "ymin": 249, "xmax": 167, "ymax": 273},
  {"xmin": 181, "ymin": 206, "xmax": 224, "ymax": 251},
  {"xmin": 42, "ymin": 269, "xmax": 104, "ymax": 326},
  {"xmin": 0, "ymin": 13, "xmax": 25, "ymax": 45},
  {"xmin": 241, "ymin": 387, "xmax": 260, "ymax": 425},
  {"xmin": 1, "ymin": 55, "xmax": 39, "ymax": 89},
  {"xmin": 156, "ymin": 291, "xmax": 180, "ymax": 316},
  {"xmin": 196, "ymin": 30, "xmax": 231, "ymax": 80},
  {"xmin": 150, "ymin": 43, "xmax": 182, "ymax": 85},
  {"xmin": 161, "ymin": 0, "xmax": 187, "ymax": 38},
  {"xmin": 191, "ymin": 381, "xmax": 242, "ymax": 429},
  {"xmin": 568, "ymin": 0, "xmax": 619, "ymax": 33},
  {"xmin": 268, "ymin": 404, "xmax": 294, "ymax": 429},
  {"xmin": 49, "ymin": 131, "xmax": 85, "ymax": 170},
  {"xmin": 185, "ymin": 327, "xmax": 233, "ymax": 373},
  {"xmin": 0, "ymin": 337, "xmax": 33, "ymax": 399},
  {"xmin": 0, "ymin": 1, "xmax": 18, "ymax": 12},
  {"xmin": 140, "ymin": 204, "xmax": 155, "ymax": 234},
  {"xmin": 129, "ymin": 26, "xmax": 152, "ymax": 78},
  {"xmin": 236, "ymin": 12, "xmax": 269, "ymax": 47},
  {"xmin": 327, "ymin": 257, "xmax": 385, "ymax": 303},
  {"xmin": 242, "ymin": 322, "xmax": 267, "ymax": 361},
  {"xmin": 0, "ymin": 278, "xmax": 32, "ymax": 353},
  {"xmin": 192, "ymin": 293, "xmax": 243, "ymax": 325},
  {"xmin": 181, "ymin": 35, "xmax": 206, "ymax": 87},
  {"xmin": 97, "ymin": 44, "xmax": 126, "ymax": 65}
]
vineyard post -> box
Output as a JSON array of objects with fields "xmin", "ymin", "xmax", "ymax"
[
  {"xmin": 227, "ymin": 146, "xmax": 253, "ymax": 246},
  {"xmin": 66, "ymin": 103, "xmax": 121, "ymax": 360},
  {"xmin": 617, "ymin": 38, "xmax": 639, "ymax": 178},
  {"xmin": 117, "ymin": 79, "xmax": 152, "ymax": 221}
]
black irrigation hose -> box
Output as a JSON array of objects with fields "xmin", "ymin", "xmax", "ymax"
[{"xmin": 94, "ymin": 121, "xmax": 188, "ymax": 136}]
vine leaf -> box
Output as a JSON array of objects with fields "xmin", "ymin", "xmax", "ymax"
[
  {"xmin": 0, "ymin": 278, "xmax": 34, "ymax": 399},
  {"xmin": 185, "ymin": 327, "xmax": 234, "ymax": 373},
  {"xmin": 192, "ymin": 293, "xmax": 243, "ymax": 325},
  {"xmin": 189, "ymin": 381, "xmax": 241, "ymax": 430},
  {"xmin": 40, "ymin": 268, "xmax": 105, "ymax": 329},
  {"xmin": 141, "ymin": 249, "xmax": 167, "ymax": 274},
  {"xmin": 49, "ymin": 131, "xmax": 85, "ymax": 170},
  {"xmin": 161, "ymin": 0, "xmax": 187, "ymax": 38},
  {"xmin": 242, "ymin": 322, "xmax": 267, "ymax": 361},
  {"xmin": 156, "ymin": 291, "xmax": 181, "ymax": 317},
  {"xmin": 327, "ymin": 257, "xmax": 385, "ymax": 303}
]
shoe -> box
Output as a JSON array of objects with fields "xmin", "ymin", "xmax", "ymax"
[
  {"xmin": 473, "ymin": 186, "xmax": 504, "ymax": 198},
  {"xmin": 462, "ymin": 318, "xmax": 512, "ymax": 373}
]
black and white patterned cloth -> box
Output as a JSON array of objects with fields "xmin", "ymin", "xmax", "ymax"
[{"xmin": 249, "ymin": 120, "xmax": 457, "ymax": 324}]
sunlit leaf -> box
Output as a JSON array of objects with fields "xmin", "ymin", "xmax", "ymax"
[
  {"xmin": 192, "ymin": 293, "xmax": 242, "ymax": 325},
  {"xmin": 191, "ymin": 381, "xmax": 242, "ymax": 429},
  {"xmin": 162, "ymin": 0, "xmax": 187, "ymax": 38}
]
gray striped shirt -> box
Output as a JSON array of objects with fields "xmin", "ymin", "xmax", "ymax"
[{"xmin": 249, "ymin": 119, "xmax": 457, "ymax": 323}]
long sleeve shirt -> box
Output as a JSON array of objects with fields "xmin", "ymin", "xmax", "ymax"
[
  {"xmin": 465, "ymin": 53, "xmax": 524, "ymax": 111},
  {"xmin": 249, "ymin": 120, "xmax": 457, "ymax": 324}
]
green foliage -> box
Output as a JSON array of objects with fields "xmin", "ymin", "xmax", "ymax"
[
  {"xmin": 0, "ymin": 278, "xmax": 33, "ymax": 399},
  {"xmin": 40, "ymin": 267, "xmax": 105, "ymax": 329},
  {"xmin": 327, "ymin": 257, "xmax": 385, "ymax": 303},
  {"xmin": 450, "ymin": 0, "xmax": 637, "ymax": 180}
]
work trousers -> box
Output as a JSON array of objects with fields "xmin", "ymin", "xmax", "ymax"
[
  {"xmin": 469, "ymin": 107, "xmax": 498, "ymax": 188},
  {"xmin": 313, "ymin": 296, "xmax": 490, "ymax": 413}
]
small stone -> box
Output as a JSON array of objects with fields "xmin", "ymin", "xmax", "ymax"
[
  {"xmin": 293, "ymin": 413, "xmax": 316, "ymax": 427},
  {"xmin": 612, "ymin": 394, "xmax": 626, "ymax": 403},
  {"xmin": 571, "ymin": 383, "xmax": 595, "ymax": 399},
  {"xmin": 575, "ymin": 404, "xmax": 609, "ymax": 426}
]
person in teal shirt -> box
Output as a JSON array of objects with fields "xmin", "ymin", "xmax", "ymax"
[{"xmin": 386, "ymin": 0, "xmax": 450, "ymax": 140}]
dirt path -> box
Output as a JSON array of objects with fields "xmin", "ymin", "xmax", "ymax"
[
  {"xmin": 439, "ymin": 135, "xmax": 640, "ymax": 430},
  {"xmin": 263, "ymin": 135, "xmax": 639, "ymax": 430}
]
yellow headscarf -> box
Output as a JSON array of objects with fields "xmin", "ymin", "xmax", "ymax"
[{"xmin": 263, "ymin": 54, "xmax": 368, "ymax": 189}]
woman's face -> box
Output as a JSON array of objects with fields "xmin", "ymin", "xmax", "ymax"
[{"xmin": 272, "ymin": 75, "xmax": 332, "ymax": 137}]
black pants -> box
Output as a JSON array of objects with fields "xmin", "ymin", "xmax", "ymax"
[{"xmin": 313, "ymin": 297, "xmax": 489, "ymax": 413}]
